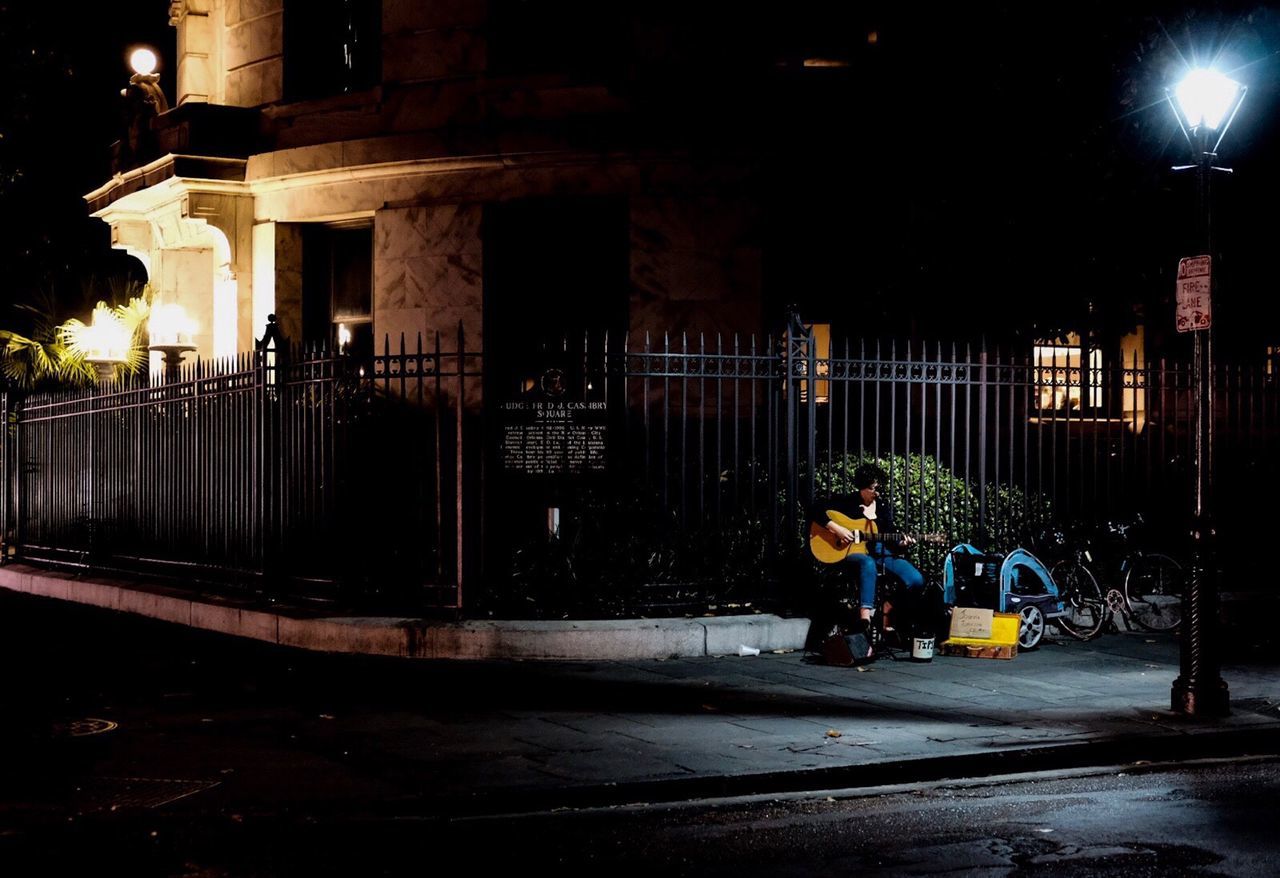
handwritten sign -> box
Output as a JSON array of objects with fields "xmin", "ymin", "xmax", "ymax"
[
  {"xmin": 1175, "ymin": 255, "xmax": 1211, "ymax": 333},
  {"xmin": 949, "ymin": 607, "xmax": 994, "ymax": 640}
]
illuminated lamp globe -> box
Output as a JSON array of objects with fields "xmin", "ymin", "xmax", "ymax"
[
  {"xmin": 1174, "ymin": 69, "xmax": 1242, "ymax": 131},
  {"xmin": 130, "ymin": 48, "xmax": 158, "ymax": 77}
]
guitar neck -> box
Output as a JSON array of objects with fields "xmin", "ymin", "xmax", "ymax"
[{"xmin": 862, "ymin": 531, "xmax": 941, "ymax": 542}]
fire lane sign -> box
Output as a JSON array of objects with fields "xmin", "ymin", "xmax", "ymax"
[{"xmin": 1176, "ymin": 255, "xmax": 1211, "ymax": 333}]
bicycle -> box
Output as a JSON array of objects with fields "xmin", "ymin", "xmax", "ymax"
[{"xmin": 1043, "ymin": 518, "xmax": 1186, "ymax": 641}]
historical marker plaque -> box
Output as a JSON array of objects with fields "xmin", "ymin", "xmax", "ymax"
[{"xmin": 500, "ymin": 400, "xmax": 608, "ymax": 476}]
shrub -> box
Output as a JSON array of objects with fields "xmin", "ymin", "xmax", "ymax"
[{"xmin": 808, "ymin": 452, "xmax": 1053, "ymax": 581}]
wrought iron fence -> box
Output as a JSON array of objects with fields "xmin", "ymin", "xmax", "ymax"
[
  {"xmin": 2, "ymin": 322, "xmax": 1276, "ymax": 613},
  {"xmin": 0, "ymin": 332, "xmax": 479, "ymax": 610},
  {"xmin": 614, "ymin": 324, "xmax": 1280, "ymax": 584}
]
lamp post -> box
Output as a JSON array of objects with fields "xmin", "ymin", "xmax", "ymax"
[
  {"xmin": 74, "ymin": 305, "xmax": 132, "ymax": 387},
  {"xmin": 126, "ymin": 47, "xmax": 168, "ymax": 113},
  {"xmin": 148, "ymin": 302, "xmax": 198, "ymax": 384},
  {"xmin": 1166, "ymin": 68, "xmax": 1246, "ymax": 717}
]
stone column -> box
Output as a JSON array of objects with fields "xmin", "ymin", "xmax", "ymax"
[
  {"xmin": 170, "ymin": 0, "xmax": 220, "ymax": 106},
  {"xmin": 373, "ymin": 204, "xmax": 483, "ymax": 383}
]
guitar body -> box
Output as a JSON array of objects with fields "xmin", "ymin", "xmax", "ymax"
[
  {"xmin": 810, "ymin": 510, "xmax": 946, "ymax": 564},
  {"xmin": 809, "ymin": 510, "xmax": 877, "ymax": 564}
]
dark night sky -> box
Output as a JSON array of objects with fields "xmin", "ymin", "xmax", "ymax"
[
  {"xmin": 770, "ymin": 2, "xmax": 1280, "ymax": 349},
  {"xmin": 1, "ymin": 2, "xmax": 1278, "ymax": 350},
  {"xmin": 0, "ymin": 3, "xmax": 171, "ymax": 324}
]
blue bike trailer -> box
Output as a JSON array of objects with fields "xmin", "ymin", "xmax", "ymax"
[{"xmin": 999, "ymin": 548, "xmax": 1065, "ymax": 617}]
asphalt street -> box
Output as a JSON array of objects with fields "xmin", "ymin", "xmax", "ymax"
[{"xmin": 2, "ymin": 587, "xmax": 1278, "ymax": 875}]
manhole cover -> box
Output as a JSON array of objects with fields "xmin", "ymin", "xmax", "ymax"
[
  {"xmin": 74, "ymin": 777, "xmax": 220, "ymax": 813},
  {"xmin": 51, "ymin": 718, "xmax": 119, "ymax": 738}
]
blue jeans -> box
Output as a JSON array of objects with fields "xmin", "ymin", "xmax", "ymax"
[{"xmin": 843, "ymin": 553, "xmax": 925, "ymax": 609}]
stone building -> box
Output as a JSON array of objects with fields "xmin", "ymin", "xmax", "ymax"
[{"xmin": 82, "ymin": 1, "xmax": 847, "ymax": 391}]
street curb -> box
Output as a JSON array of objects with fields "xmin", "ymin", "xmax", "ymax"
[
  {"xmin": 415, "ymin": 724, "xmax": 1280, "ymax": 819},
  {"xmin": 0, "ymin": 564, "xmax": 810, "ymax": 660}
]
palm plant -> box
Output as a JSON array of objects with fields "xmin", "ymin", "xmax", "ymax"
[
  {"xmin": 0, "ymin": 290, "xmax": 91, "ymax": 390},
  {"xmin": 0, "ymin": 283, "xmax": 153, "ymax": 391},
  {"xmin": 59, "ymin": 296, "xmax": 152, "ymax": 380}
]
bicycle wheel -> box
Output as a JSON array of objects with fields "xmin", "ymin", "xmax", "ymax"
[
  {"xmin": 1050, "ymin": 559, "xmax": 1107, "ymax": 640},
  {"xmin": 1124, "ymin": 553, "xmax": 1184, "ymax": 632}
]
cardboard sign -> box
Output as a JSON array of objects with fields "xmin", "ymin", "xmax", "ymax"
[{"xmin": 949, "ymin": 607, "xmax": 994, "ymax": 640}]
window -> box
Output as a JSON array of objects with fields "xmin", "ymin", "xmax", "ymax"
[
  {"xmin": 1033, "ymin": 336, "xmax": 1101, "ymax": 411},
  {"xmin": 488, "ymin": 0, "xmax": 627, "ymax": 80},
  {"xmin": 284, "ymin": 0, "xmax": 381, "ymax": 101},
  {"xmin": 302, "ymin": 224, "xmax": 373, "ymax": 356},
  {"xmin": 796, "ymin": 322, "xmax": 831, "ymax": 404}
]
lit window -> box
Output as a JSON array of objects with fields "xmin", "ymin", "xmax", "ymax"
[
  {"xmin": 1033, "ymin": 336, "xmax": 1101, "ymax": 411},
  {"xmin": 302, "ymin": 224, "xmax": 373, "ymax": 356},
  {"xmin": 794, "ymin": 322, "xmax": 831, "ymax": 404}
]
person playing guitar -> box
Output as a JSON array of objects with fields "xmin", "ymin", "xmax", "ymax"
[{"xmin": 807, "ymin": 462, "xmax": 927, "ymax": 643}]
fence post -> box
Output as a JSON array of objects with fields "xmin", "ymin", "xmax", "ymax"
[
  {"xmin": 455, "ymin": 321, "xmax": 466, "ymax": 610},
  {"xmin": 805, "ymin": 323, "xmax": 818, "ymax": 510},
  {"xmin": 978, "ymin": 340, "xmax": 989, "ymax": 536},
  {"xmin": 783, "ymin": 311, "xmax": 802, "ymax": 547},
  {"xmin": 255, "ymin": 333, "xmax": 283, "ymax": 590},
  {"xmin": 0, "ymin": 392, "xmax": 7, "ymax": 563}
]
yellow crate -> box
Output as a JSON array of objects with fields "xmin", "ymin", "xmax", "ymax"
[{"xmin": 941, "ymin": 611, "xmax": 1020, "ymax": 659}]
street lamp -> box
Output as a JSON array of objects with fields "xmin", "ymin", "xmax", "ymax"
[
  {"xmin": 71, "ymin": 304, "xmax": 132, "ymax": 386},
  {"xmin": 125, "ymin": 45, "xmax": 168, "ymax": 113},
  {"xmin": 1166, "ymin": 68, "xmax": 1246, "ymax": 718},
  {"xmin": 148, "ymin": 302, "xmax": 198, "ymax": 384}
]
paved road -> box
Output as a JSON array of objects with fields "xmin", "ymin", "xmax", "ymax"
[
  {"xmin": 2, "ymin": 587, "xmax": 1279, "ymax": 875},
  {"xmin": 438, "ymin": 757, "xmax": 1280, "ymax": 876}
]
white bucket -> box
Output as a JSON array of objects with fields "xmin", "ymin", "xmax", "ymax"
[{"xmin": 911, "ymin": 635, "xmax": 935, "ymax": 662}]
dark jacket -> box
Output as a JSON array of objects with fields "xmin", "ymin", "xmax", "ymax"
[{"xmin": 807, "ymin": 494, "xmax": 906, "ymax": 556}]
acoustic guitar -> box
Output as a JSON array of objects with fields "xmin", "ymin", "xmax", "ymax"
[{"xmin": 809, "ymin": 509, "xmax": 945, "ymax": 564}]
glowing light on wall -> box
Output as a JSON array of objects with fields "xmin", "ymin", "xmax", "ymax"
[
  {"xmin": 148, "ymin": 301, "xmax": 197, "ymax": 346},
  {"xmin": 71, "ymin": 304, "xmax": 132, "ymax": 363}
]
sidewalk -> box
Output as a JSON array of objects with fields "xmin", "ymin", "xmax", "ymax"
[
  {"xmin": 0, "ymin": 563, "xmax": 810, "ymax": 659},
  {"xmin": 376, "ymin": 630, "xmax": 1280, "ymax": 817},
  {"xmin": 2, "ymin": 563, "xmax": 1278, "ymax": 821}
]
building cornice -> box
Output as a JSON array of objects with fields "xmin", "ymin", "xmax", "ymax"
[
  {"xmin": 88, "ymin": 148, "xmax": 705, "ymax": 221},
  {"xmin": 85, "ymin": 154, "xmax": 249, "ymax": 214}
]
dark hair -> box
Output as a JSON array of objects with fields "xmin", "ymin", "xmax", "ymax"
[{"xmin": 852, "ymin": 462, "xmax": 887, "ymax": 490}]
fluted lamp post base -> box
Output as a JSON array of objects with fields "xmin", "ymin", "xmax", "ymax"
[
  {"xmin": 149, "ymin": 343, "xmax": 197, "ymax": 383},
  {"xmin": 86, "ymin": 358, "xmax": 119, "ymax": 385}
]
